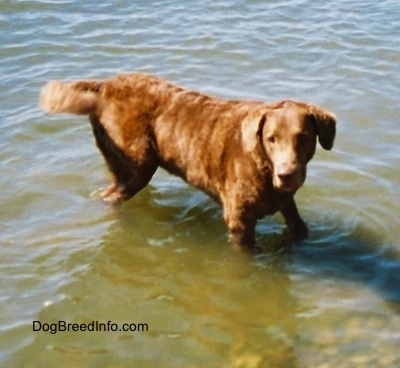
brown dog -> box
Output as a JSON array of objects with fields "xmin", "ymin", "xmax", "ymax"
[{"xmin": 40, "ymin": 73, "xmax": 336, "ymax": 250}]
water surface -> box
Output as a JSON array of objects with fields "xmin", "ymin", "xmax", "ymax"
[{"xmin": 1, "ymin": 1, "xmax": 400, "ymax": 367}]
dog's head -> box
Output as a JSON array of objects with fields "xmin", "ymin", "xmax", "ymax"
[{"xmin": 242, "ymin": 100, "xmax": 336, "ymax": 193}]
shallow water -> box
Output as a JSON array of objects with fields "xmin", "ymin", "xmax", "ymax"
[{"xmin": 1, "ymin": 1, "xmax": 400, "ymax": 367}]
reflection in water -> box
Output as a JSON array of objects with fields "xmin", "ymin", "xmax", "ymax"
[
  {"xmin": 290, "ymin": 217, "xmax": 400, "ymax": 309},
  {"xmin": 10, "ymin": 192, "xmax": 400, "ymax": 367}
]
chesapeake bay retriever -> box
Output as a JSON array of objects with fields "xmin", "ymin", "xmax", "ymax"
[{"xmin": 40, "ymin": 73, "xmax": 336, "ymax": 251}]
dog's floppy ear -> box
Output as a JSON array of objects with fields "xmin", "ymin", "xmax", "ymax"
[
  {"xmin": 307, "ymin": 104, "xmax": 337, "ymax": 150},
  {"xmin": 241, "ymin": 111, "xmax": 267, "ymax": 152}
]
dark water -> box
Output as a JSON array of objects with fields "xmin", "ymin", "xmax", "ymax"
[{"xmin": 1, "ymin": 1, "xmax": 400, "ymax": 367}]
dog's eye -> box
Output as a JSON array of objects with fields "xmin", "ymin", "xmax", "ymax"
[{"xmin": 267, "ymin": 136, "xmax": 276, "ymax": 144}]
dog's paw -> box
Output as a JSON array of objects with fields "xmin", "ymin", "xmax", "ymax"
[
  {"xmin": 289, "ymin": 220, "xmax": 309, "ymax": 241},
  {"xmin": 100, "ymin": 184, "xmax": 126, "ymax": 206}
]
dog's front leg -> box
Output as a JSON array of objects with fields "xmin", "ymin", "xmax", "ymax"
[
  {"xmin": 223, "ymin": 208, "xmax": 257, "ymax": 251},
  {"xmin": 280, "ymin": 197, "xmax": 308, "ymax": 241}
]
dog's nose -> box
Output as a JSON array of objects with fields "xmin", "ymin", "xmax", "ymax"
[
  {"xmin": 278, "ymin": 172, "xmax": 295, "ymax": 183},
  {"xmin": 277, "ymin": 165, "xmax": 296, "ymax": 183}
]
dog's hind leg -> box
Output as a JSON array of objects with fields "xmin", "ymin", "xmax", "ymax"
[
  {"xmin": 90, "ymin": 116, "xmax": 158, "ymax": 205},
  {"xmin": 99, "ymin": 164, "xmax": 157, "ymax": 205}
]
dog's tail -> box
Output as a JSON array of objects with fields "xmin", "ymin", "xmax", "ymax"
[{"xmin": 40, "ymin": 80, "xmax": 102, "ymax": 115}]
